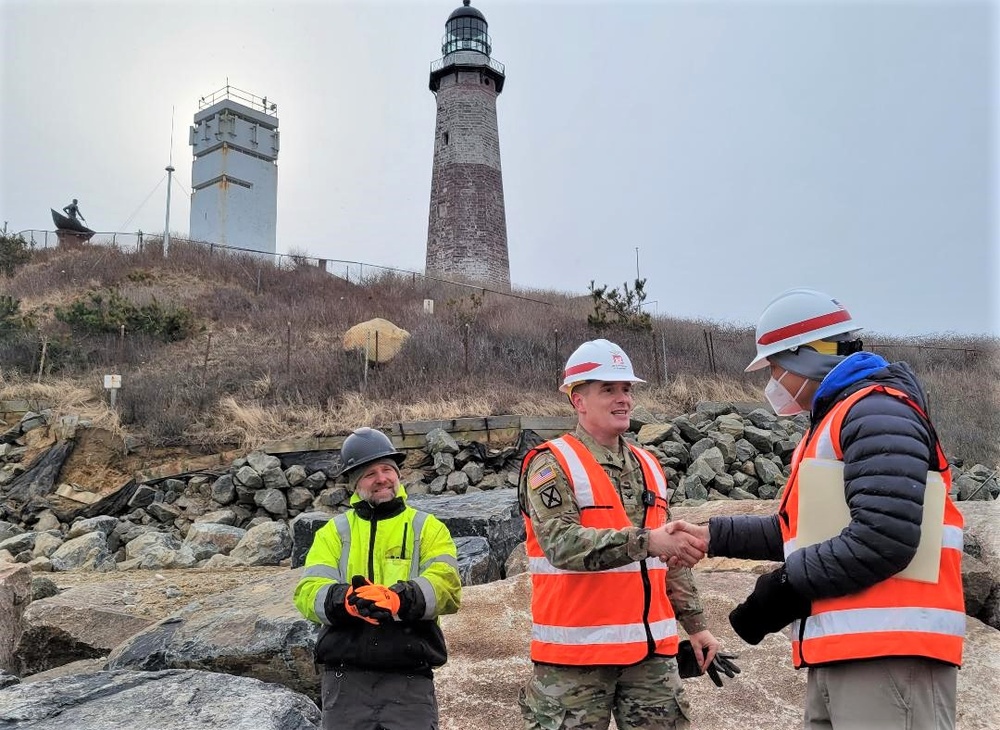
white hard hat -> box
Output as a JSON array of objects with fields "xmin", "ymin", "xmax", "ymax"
[
  {"xmin": 745, "ymin": 288, "xmax": 861, "ymax": 372},
  {"xmin": 560, "ymin": 339, "xmax": 645, "ymax": 393}
]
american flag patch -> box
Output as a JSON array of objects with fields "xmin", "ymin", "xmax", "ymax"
[{"xmin": 529, "ymin": 466, "xmax": 557, "ymax": 490}]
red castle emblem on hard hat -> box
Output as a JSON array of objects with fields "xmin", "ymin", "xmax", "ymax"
[{"xmin": 611, "ymin": 353, "xmax": 625, "ymax": 368}]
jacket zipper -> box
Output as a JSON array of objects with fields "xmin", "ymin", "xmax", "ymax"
[
  {"xmin": 367, "ymin": 516, "xmax": 377, "ymax": 581},
  {"xmin": 401, "ymin": 523, "xmax": 408, "ymax": 560}
]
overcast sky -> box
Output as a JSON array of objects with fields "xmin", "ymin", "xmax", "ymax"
[{"xmin": 2, "ymin": 0, "xmax": 997, "ymax": 337}]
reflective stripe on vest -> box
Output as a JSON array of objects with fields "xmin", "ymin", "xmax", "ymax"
[
  {"xmin": 523, "ymin": 434, "xmax": 677, "ymax": 666},
  {"xmin": 781, "ymin": 384, "xmax": 965, "ymax": 668}
]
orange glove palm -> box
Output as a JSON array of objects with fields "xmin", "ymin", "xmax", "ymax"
[
  {"xmin": 344, "ymin": 576, "xmax": 380, "ymax": 625},
  {"xmin": 355, "ymin": 583, "xmax": 401, "ymax": 617}
]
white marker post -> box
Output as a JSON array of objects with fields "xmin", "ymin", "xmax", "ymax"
[{"xmin": 104, "ymin": 374, "xmax": 122, "ymax": 408}]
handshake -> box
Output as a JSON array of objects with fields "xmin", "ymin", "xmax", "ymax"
[{"xmin": 647, "ymin": 520, "xmax": 710, "ymax": 568}]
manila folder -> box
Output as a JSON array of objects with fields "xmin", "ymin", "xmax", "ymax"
[{"xmin": 795, "ymin": 458, "xmax": 946, "ymax": 584}]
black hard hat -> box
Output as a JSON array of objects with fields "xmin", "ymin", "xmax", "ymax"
[{"xmin": 338, "ymin": 427, "xmax": 405, "ymax": 478}]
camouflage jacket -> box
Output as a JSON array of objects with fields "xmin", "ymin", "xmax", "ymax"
[{"xmin": 519, "ymin": 424, "xmax": 707, "ymax": 635}]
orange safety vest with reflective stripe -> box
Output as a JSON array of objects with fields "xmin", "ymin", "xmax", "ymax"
[
  {"xmin": 780, "ymin": 384, "xmax": 965, "ymax": 668},
  {"xmin": 522, "ymin": 434, "xmax": 678, "ymax": 665}
]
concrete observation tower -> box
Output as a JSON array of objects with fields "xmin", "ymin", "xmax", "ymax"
[
  {"xmin": 189, "ymin": 85, "xmax": 279, "ymax": 255},
  {"xmin": 425, "ymin": 1, "xmax": 511, "ymax": 292}
]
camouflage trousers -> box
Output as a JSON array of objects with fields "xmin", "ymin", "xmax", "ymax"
[{"xmin": 518, "ymin": 656, "xmax": 691, "ymax": 730}]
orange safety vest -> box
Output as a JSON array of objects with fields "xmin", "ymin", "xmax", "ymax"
[
  {"xmin": 780, "ymin": 385, "xmax": 965, "ymax": 668},
  {"xmin": 522, "ymin": 434, "xmax": 678, "ymax": 665}
]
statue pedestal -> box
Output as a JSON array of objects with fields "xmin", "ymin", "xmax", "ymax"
[{"xmin": 55, "ymin": 230, "xmax": 95, "ymax": 247}]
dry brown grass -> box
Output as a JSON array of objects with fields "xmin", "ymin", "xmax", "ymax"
[{"xmin": 1, "ymin": 241, "xmax": 996, "ymax": 467}]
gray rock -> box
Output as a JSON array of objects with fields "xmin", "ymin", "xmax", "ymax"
[
  {"xmin": 729, "ymin": 487, "xmax": 757, "ymax": 500},
  {"xmin": 194, "ymin": 509, "xmax": 237, "ymax": 526},
  {"xmin": 31, "ymin": 531, "xmax": 62, "ymax": 558},
  {"xmin": 713, "ymin": 415, "xmax": 745, "ymax": 439},
  {"xmin": 735, "ymin": 438, "xmax": 757, "ymax": 463},
  {"xmin": 313, "ymin": 487, "xmax": 348, "ymax": 509},
  {"xmin": 680, "ymin": 475, "xmax": 709, "ymax": 502},
  {"xmin": 425, "ymin": 427, "xmax": 459, "ymax": 455},
  {"xmin": 446, "ymin": 471, "xmax": 470, "ymax": 494},
  {"xmin": 433, "ymin": 452, "xmax": 455, "ymax": 476},
  {"xmin": 255, "ymin": 488, "xmax": 288, "ymax": 517},
  {"xmin": 689, "ymin": 437, "xmax": 716, "ymax": 463},
  {"xmin": 428, "ymin": 475, "xmax": 448, "ymax": 495},
  {"xmin": 746, "ymin": 408, "xmax": 778, "ymax": 429},
  {"xmin": 146, "ymin": 502, "xmax": 182, "ymax": 524},
  {"xmin": 50, "ymin": 532, "xmax": 115, "ymax": 572},
  {"xmin": 693, "ymin": 447, "xmax": 726, "ymax": 477},
  {"xmin": 16, "ymin": 590, "xmax": 154, "ymax": 674},
  {"xmin": 670, "ymin": 416, "xmax": 704, "ymax": 444},
  {"xmin": 0, "ymin": 669, "xmax": 321, "ymax": 729},
  {"xmin": 758, "ymin": 484, "xmax": 779, "ymax": 500},
  {"xmin": 285, "ymin": 464, "xmax": 308, "ymax": 487},
  {"xmin": 754, "ymin": 456, "xmax": 783, "ymax": 485},
  {"xmin": 504, "ymin": 542, "xmax": 528, "ymax": 577},
  {"xmin": 409, "ymin": 490, "xmax": 525, "ymax": 570},
  {"xmin": 247, "ymin": 451, "xmax": 282, "ymax": 475},
  {"xmin": 30, "ymin": 576, "xmax": 59, "ymax": 601},
  {"xmin": 290, "ymin": 512, "xmax": 333, "ymax": 568},
  {"xmin": 131, "ymin": 545, "xmax": 199, "ymax": 570},
  {"xmin": 287, "ymin": 487, "xmax": 314, "ymax": 512},
  {"xmin": 184, "ymin": 522, "xmax": 247, "ymax": 557},
  {"xmin": 0, "ymin": 563, "xmax": 31, "ymax": 673},
  {"xmin": 305, "ymin": 471, "xmax": 327, "ymax": 491},
  {"xmin": 743, "ymin": 426, "xmax": 775, "ymax": 454},
  {"xmin": 712, "ymin": 472, "xmax": 735, "ymax": 495},
  {"xmin": 0, "ymin": 669, "xmax": 18, "ymax": 689},
  {"xmin": 125, "ymin": 531, "xmax": 181, "ymax": 560},
  {"xmin": 957, "ymin": 474, "xmax": 992, "ymax": 501},
  {"xmin": 685, "ymin": 458, "xmax": 717, "ymax": 487},
  {"xmin": 67, "ymin": 515, "xmax": 118, "ymax": 540},
  {"xmin": 962, "ymin": 554, "xmax": 995, "ymax": 616},
  {"xmin": 658, "ymin": 440, "xmax": 690, "ymax": 466},
  {"xmin": 709, "ymin": 432, "xmax": 737, "ymax": 464},
  {"xmin": 637, "ymin": 423, "xmax": 674, "ymax": 446},
  {"xmin": 230, "ymin": 521, "xmax": 292, "ymax": 566},
  {"xmin": 233, "ymin": 465, "xmax": 263, "ymax": 490},
  {"xmin": 696, "ymin": 401, "xmax": 733, "ymax": 420},
  {"xmin": 106, "ymin": 571, "xmax": 321, "ymax": 700},
  {"xmin": 33, "ymin": 510, "xmax": 61, "ymax": 532},
  {"xmin": 27, "ymin": 556, "xmax": 52, "ymax": 572},
  {"xmin": 210, "ymin": 474, "xmax": 236, "ymax": 505},
  {"xmin": 462, "ymin": 462, "xmax": 485, "ymax": 486},
  {"xmin": 0, "ymin": 532, "xmax": 37, "ymax": 555},
  {"xmin": 455, "ymin": 536, "xmax": 501, "ymax": 585}
]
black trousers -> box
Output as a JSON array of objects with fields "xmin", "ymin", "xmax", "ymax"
[{"xmin": 321, "ymin": 666, "xmax": 438, "ymax": 730}]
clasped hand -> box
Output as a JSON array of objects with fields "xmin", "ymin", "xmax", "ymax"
[
  {"xmin": 344, "ymin": 575, "xmax": 401, "ymax": 625},
  {"xmin": 647, "ymin": 521, "xmax": 710, "ymax": 568}
]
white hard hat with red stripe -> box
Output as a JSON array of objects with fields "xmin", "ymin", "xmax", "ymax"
[
  {"xmin": 560, "ymin": 339, "xmax": 646, "ymax": 393},
  {"xmin": 745, "ymin": 288, "xmax": 861, "ymax": 372}
]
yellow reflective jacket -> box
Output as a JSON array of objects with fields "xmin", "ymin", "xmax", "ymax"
[{"xmin": 294, "ymin": 485, "xmax": 462, "ymax": 672}]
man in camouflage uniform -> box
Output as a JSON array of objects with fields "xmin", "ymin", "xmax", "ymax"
[{"xmin": 518, "ymin": 339, "xmax": 721, "ymax": 730}]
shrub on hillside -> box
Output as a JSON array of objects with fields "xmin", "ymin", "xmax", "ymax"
[
  {"xmin": 0, "ymin": 230, "xmax": 32, "ymax": 277},
  {"xmin": 56, "ymin": 289, "xmax": 196, "ymax": 342}
]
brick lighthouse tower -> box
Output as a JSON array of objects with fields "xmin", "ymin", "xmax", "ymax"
[{"xmin": 425, "ymin": 1, "xmax": 510, "ymax": 292}]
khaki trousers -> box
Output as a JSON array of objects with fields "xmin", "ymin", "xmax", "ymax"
[{"xmin": 804, "ymin": 657, "xmax": 957, "ymax": 730}]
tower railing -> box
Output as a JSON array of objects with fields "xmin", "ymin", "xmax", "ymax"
[
  {"xmin": 198, "ymin": 84, "xmax": 277, "ymax": 115},
  {"xmin": 430, "ymin": 55, "xmax": 505, "ymax": 76}
]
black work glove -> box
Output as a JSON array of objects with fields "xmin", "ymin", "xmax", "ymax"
[
  {"xmin": 676, "ymin": 640, "xmax": 742, "ymax": 688},
  {"xmin": 389, "ymin": 580, "xmax": 427, "ymax": 622},
  {"xmin": 323, "ymin": 582, "xmax": 352, "ymax": 623},
  {"xmin": 729, "ymin": 566, "xmax": 811, "ymax": 645},
  {"xmin": 346, "ymin": 575, "xmax": 394, "ymax": 624}
]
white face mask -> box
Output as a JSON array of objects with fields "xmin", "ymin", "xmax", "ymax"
[{"xmin": 765, "ymin": 371, "xmax": 809, "ymax": 416}]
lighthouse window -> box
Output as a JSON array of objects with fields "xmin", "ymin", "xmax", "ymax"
[{"xmin": 443, "ymin": 132, "xmax": 450, "ymax": 145}]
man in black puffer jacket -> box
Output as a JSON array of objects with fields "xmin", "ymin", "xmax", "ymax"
[{"xmin": 673, "ymin": 288, "xmax": 965, "ymax": 730}]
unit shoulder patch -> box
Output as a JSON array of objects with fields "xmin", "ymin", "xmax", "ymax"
[{"xmin": 539, "ymin": 484, "xmax": 563, "ymax": 509}]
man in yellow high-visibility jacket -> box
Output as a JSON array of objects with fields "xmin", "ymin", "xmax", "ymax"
[{"xmin": 294, "ymin": 427, "xmax": 461, "ymax": 730}]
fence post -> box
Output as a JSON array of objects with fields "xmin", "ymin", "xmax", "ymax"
[
  {"xmin": 651, "ymin": 330, "xmax": 662, "ymax": 385},
  {"xmin": 286, "ymin": 321, "xmax": 292, "ymax": 375},
  {"xmin": 661, "ymin": 331, "xmax": 668, "ymax": 384},
  {"xmin": 37, "ymin": 340, "xmax": 47, "ymax": 383},
  {"xmin": 464, "ymin": 323, "xmax": 470, "ymax": 375},
  {"xmin": 202, "ymin": 331, "xmax": 212, "ymax": 386},
  {"xmin": 554, "ymin": 329, "xmax": 560, "ymax": 388}
]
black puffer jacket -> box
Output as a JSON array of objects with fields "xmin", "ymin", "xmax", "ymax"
[{"xmin": 709, "ymin": 360, "xmax": 939, "ymax": 600}]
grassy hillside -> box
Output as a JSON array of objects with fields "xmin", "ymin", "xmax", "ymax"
[{"xmin": 0, "ymin": 235, "xmax": 996, "ymax": 468}]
